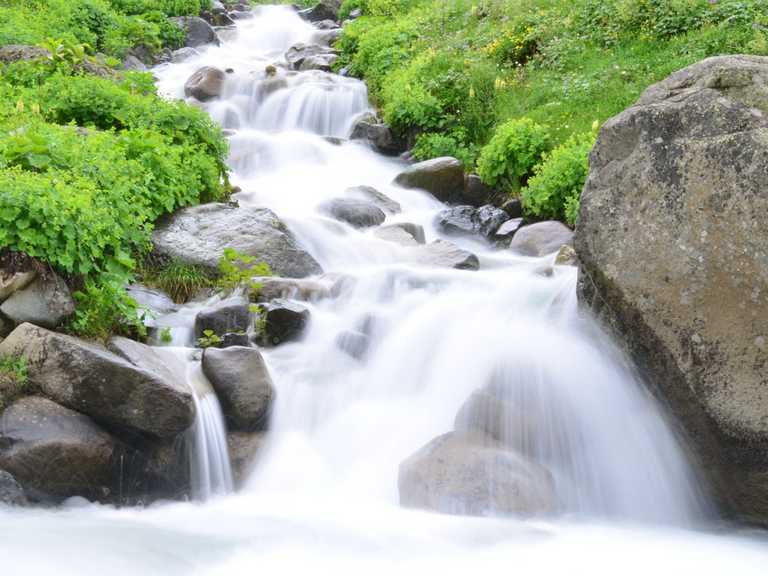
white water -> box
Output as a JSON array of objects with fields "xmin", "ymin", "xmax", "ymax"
[
  {"xmin": 2, "ymin": 5, "xmax": 767, "ymax": 573},
  {"xmin": 156, "ymin": 348, "xmax": 234, "ymax": 500}
]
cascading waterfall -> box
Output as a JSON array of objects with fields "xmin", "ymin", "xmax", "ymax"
[
  {"xmin": 3, "ymin": 6, "xmax": 768, "ymax": 575},
  {"xmin": 155, "ymin": 348, "xmax": 233, "ymax": 501}
]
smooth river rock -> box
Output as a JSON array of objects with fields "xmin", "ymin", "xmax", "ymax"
[
  {"xmin": 0, "ymin": 469, "xmax": 27, "ymax": 506},
  {"xmin": 152, "ymin": 203, "xmax": 322, "ymax": 278},
  {"xmin": 0, "ymin": 324, "xmax": 195, "ymax": 439},
  {"xmin": 184, "ymin": 66, "xmax": 226, "ymax": 101},
  {"xmin": 398, "ymin": 431, "xmax": 556, "ymax": 517},
  {"xmin": 171, "ymin": 16, "xmax": 220, "ymax": 48},
  {"xmin": 0, "ymin": 273, "xmax": 75, "ymax": 329},
  {"xmin": 202, "ymin": 346, "xmax": 274, "ymax": 431},
  {"xmin": 319, "ymin": 198, "xmax": 386, "ymax": 228},
  {"xmin": 509, "ymin": 221, "xmax": 574, "ymax": 257},
  {"xmin": 0, "ymin": 396, "xmax": 119, "ymax": 501},
  {"xmin": 575, "ymin": 55, "xmax": 768, "ymax": 523},
  {"xmin": 393, "ymin": 157, "xmax": 465, "ymax": 203}
]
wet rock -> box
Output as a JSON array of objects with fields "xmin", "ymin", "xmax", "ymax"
[
  {"xmin": 493, "ymin": 218, "xmax": 524, "ymax": 245},
  {"xmin": 0, "ymin": 469, "xmax": 27, "ymax": 506},
  {"xmin": 299, "ymin": 0, "xmax": 340, "ymax": 22},
  {"xmin": 388, "ymin": 223, "xmax": 426, "ymax": 244},
  {"xmin": 0, "ymin": 45, "xmax": 47, "ymax": 63},
  {"xmin": 229, "ymin": 10, "xmax": 253, "ymax": 20},
  {"xmin": 0, "ymin": 396, "xmax": 119, "ymax": 502},
  {"xmin": 509, "ymin": 221, "xmax": 573, "ymax": 257},
  {"xmin": 373, "ymin": 226, "xmax": 420, "ymax": 247},
  {"xmin": 122, "ymin": 54, "xmax": 146, "ymax": 71},
  {"xmin": 202, "ymin": 8, "xmax": 236, "ymax": 27},
  {"xmin": 184, "ymin": 66, "xmax": 226, "ymax": 101},
  {"xmin": 125, "ymin": 284, "xmax": 177, "ymax": 317},
  {"xmin": 398, "ymin": 431, "xmax": 556, "ymax": 517},
  {"xmin": 203, "ymin": 346, "xmax": 274, "ymax": 431},
  {"xmin": 0, "ymin": 270, "xmax": 36, "ymax": 302},
  {"xmin": 413, "ymin": 240, "xmax": 479, "ymax": 271},
  {"xmin": 194, "ymin": 297, "xmax": 251, "ymax": 340},
  {"xmin": 227, "ymin": 431, "xmax": 266, "ymax": 487},
  {"xmin": 346, "ymin": 185, "xmax": 401, "ymax": 214},
  {"xmin": 436, "ymin": 205, "xmax": 508, "ymax": 239},
  {"xmin": 261, "ymin": 299, "xmax": 310, "ymax": 346},
  {"xmin": 319, "ymin": 198, "xmax": 386, "ymax": 229},
  {"xmin": 171, "ymin": 16, "xmax": 220, "ymax": 48},
  {"xmin": 152, "ymin": 203, "xmax": 322, "ymax": 278},
  {"xmin": 393, "ymin": 157, "xmax": 465, "ymax": 203},
  {"xmin": 336, "ymin": 330, "xmax": 369, "ymax": 360},
  {"xmin": 0, "ymin": 273, "xmax": 75, "ymax": 329},
  {"xmin": 285, "ymin": 43, "xmax": 337, "ymax": 71},
  {"xmin": 575, "ymin": 55, "xmax": 768, "ymax": 522},
  {"xmin": 350, "ymin": 120, "xmax": 405, "ymax": 156},
  {"xmin": 253, "ymin": 277, "xmax": 332, "ymax": 303},
  {"xmin": 0, "ymin": 324, "xmax": 195, "ymax": 438},
  {"xmin": 313, "ymin": 28, "xmax": 343, "ymax": 46},
  {"xmin": 315, "ymin": 19, "xmax": 338, "ymax": 29},
  {"xmin": 171, "ymin": 47, "xmax": 199, "ymax": 63},
  {"xmin": 464, "ymin": 174, "xmax": 499, "ymax": 207},
  {"xmin": 500, "ymin": 197, "xmax": 523, "ymax": 219},
  {"xmin": 454, "ymin": 388, "xmax": 532, "ymax": 453},
  {"xmin": 554, "ymin": 245, "xmax": 577, "ymax": 267},
  {"xmin": 221, "ymin": 332, "xmax": 251, "ymax": 348}
]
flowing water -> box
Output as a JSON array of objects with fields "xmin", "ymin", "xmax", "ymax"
[{"xmin": 2, "ymin": 5, "xmax": 768, "ymax": 574}]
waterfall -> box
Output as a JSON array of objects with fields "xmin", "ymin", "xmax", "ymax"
[
  {"xmin": 4, "ymin": 6, "xmax": 768, "ymax": 575},
  {"xmin": 155, "ymin": 348, "xmax": 233, "ymax": 501}
]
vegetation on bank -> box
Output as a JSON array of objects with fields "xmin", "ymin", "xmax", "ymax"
[
  {"xmin": 0, "ymin": 0, "xmax": 229, "ymax": 339},
  {"xmin": 336, "ymin": 0, "xmax": 768, "ymax": 223}
]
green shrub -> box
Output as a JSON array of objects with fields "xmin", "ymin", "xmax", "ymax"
[
  {"xmin": 412, "ymin": 131, "xmax": 476, "ymax": 167},
  {"xmin": 522, "ymin": 131, "xmax": 596, "ymax": 225},
  {"xmin": 70, "ymin": 276, "xmax": 147, "ymax": 340},
  {"xmin": 477, "ymin": 118, "xmax": 550, "ymax": 192},
  {"xmin": 217, "ymin": 248, "xmax": 272, "ymax": 294}
]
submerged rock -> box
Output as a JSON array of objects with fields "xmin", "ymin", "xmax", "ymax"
[
  {"xmin": 0, "ymin": 396, "xmax": 119, "ymax": 502},
  {"xmin": 319, "ymin": 198, "xmax": 386, "ymax": 228},
  {"xmin": 575, "ymin": 55, "xmax": 768, "ymax": 522},
  {"xmin": 349, "ymin": 120, "xmax": 405, "ymax": 156},
  {"xmin": 454, "ymin": 388, "xmax": 533, "ymax": 454},
  {"xmin": 0, "ymin": 324, "xmax": 195, "ymax": 438},
  {"xmin": 253, "ymin": 277, "xmax": 332, "ymax": 303},
  {"xmin": 398, "ymin": 431, "xmax": 556, "ymax": 516},
  {"xmin": 509, "ymin": 221, "xmax": 573, "ymax": 257},
  {"xmin": 261, "ymin": 299, "xmax": 310, "ymax": 345},
  {"xmin": 413, "ymin": 240, "xmax": 479, "ymax": 271},
  {"xmin": 345, "ymin": 185, "xmax": 401, "ymax": 214},
  {"xmin": 202, "ymin": 346, "xmax": 274, "ymax": 431},
  {"xmin": 152, "ymin": 203, "xmax": 322, "ymax": 278},
  {"xmin": 184, "ymin": 66, "xmax": 226, "ymax": 101},
  {"xmin": 285, "ymin": 43, "xmax": 337, "ymax": 71},
  {"xmin": 436, "ymin": 205, "xmax": 509, "ymax": 239},
  {"xmin": 0, "ymin": 273, "xmax": 75, "ymax": 329},
  {"xmin": 227, "ymin": 431, "xmax": 267, "ymax": 488},
  {"xmin": 194, "ymin": 297, "xmax": 251, "ymax": 340}
]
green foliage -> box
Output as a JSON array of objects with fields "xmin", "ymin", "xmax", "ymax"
[
  {"xmin": 522, "ymin": 131, "xmax": 596, "ymax": 225},
  {"xmin": 140, "ymin": 260, "xmax": 212, "ymax": 303},
  {"xmin": 159, "ymin": 326, "xmax": 173, "ymax": 344},
  {"xmin": 38, "ymin": 37, "xmax": 93, "ymax": 68},
  {"xmin": 476, "ymin": 118, "xmax": 550, "ymax": 192},
  {"xmin": 217, "ymin": 248, "xmax": 272, "ymax": 294},
  {"xmin": 412, "ymin": 131, "xmax": 476, "ymax": 167},
  {"xmin": 0, "ymin": 355, "xmax": 29, "ymax": 391},
  {"xmin": 197, "ymin": 329, "xmax": 222, "ymax": 349},
  {"xmin": 70, "ymin": 277, "xmax": 148, "ymax": 341}
]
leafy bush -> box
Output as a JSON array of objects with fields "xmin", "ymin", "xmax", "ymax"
[
  {"xmin": 70, "ymin": 277, "xmax": 148, "ymax": 340},
  {"xmin": 412, "ymin": 131, "xmax": 476, "ymax": 166},
  {"xmin": 477, "ymin": 118, "xmax": 550, "ymax": 192},
  {"xmin": 522, "ymin": 131, "xmax": 596, "ymax": 225},
  {"xmin": 217, "ymin": 248, "xmax": 272, "ymax": 294}
]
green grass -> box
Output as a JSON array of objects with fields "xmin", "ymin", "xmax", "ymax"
[{"xmin": 337, "ymin": 0, "xmax": 768, "ymax": 218}]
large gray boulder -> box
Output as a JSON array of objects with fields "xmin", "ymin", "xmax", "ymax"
[
  {"xmin": 0, "ymin": 324, "xmax": 195, "ymax": 438},
  {"xmin": 152, "ymin": 203, "xmax": 322, "ymax": 278},
  {"xmin": 346, "ymin": 185, "xmax": 401, "ymax": 214},
  {"xmin": 393, "ymin": 157, "xmax": 465, "ymax": 203},
  {"xmin": 252, "ymin": 277, "xmax": 332, "ymax": 303},
  {"xmin": 171, "ymin": 16, "xmax": 220, "ymax": 48},
  {"xmin": 319, "ymin": 198, "xmax": 386, "ymax": 228},
  {"xmin": 227, "ymin": 431, "xmax": 266, "ymax": 488},
  {"xmin": 0, "ymin": 273, "xmax": 75, "ymax": 329},
  {"xmin": 202, "ymin": 346, "xmax": 274, "ymax": 431},
  {"xmin": 0, "ymin": 397, "xmax": 119, "ymax": 501},
  {"xmin": 454, "ymin": 388, "xmax": 532, "ymax": 454},
  {"xmin": 194, "ymin": 297, "xmax": 251, "ymax": 340},
  {"xmin": 184, "ymin": 66, "xmax": 226, "ymax": 101},
  {"xmin": 261, "ymin": 299, "xmax": 310, "ymax": 345},
  {"xmin": 285, "ymin": 43, "xmax": 337, "ymax": 71},
  {"xmin": 509, "ymin": 221, "xmax": 573, "ymax": 257},
  {"xmin": 574, "ymin": 55, "xmax": 768, "ymax": 523},
  {"xmin": 398, "ymin": 432, "xmax": 556, "ymax": 517},
  {"xmin": 0, "ymin": 269, "xmax": 35, "ymax": 302},
  {"xmin": 299, "ymin": 0, "xmax": 341, "ymax": 22},
  {"xmin": 350, "ymin": 120, "xmax": 405, "ymax": 156}
]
